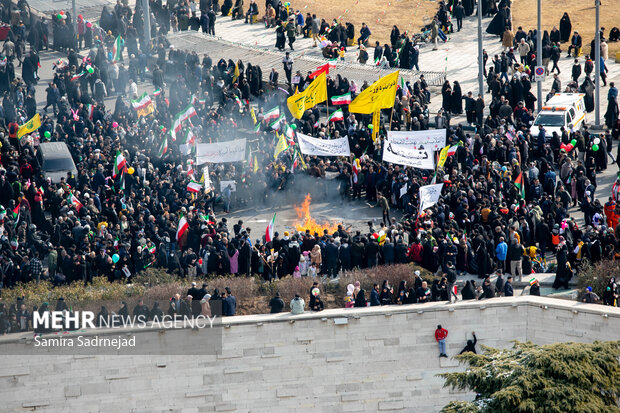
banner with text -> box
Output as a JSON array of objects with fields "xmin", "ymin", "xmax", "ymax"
[
  {"xmin": 196, "ymin": 139, "xmax": 246, "ymax": 165},
  {"xmin": 297, "ymin": 133, "xmax": 351, "ymax": 157},
  {"xmin": 382, "ymin": 140, "xmax": 435, "ymax": 170},
  {"xmin": 387, "ymin": 129, "xmax": 446, "ymax": 152},
  {"xmin": 419, "ymin": 183, "xmax": 444, "ymax": 214}
]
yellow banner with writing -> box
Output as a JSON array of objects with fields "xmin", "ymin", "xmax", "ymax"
[
  {"xmin": 349, "ymin": 71, "xmax": 399, "ymax": 114},
  {"xmin": 287, "ymin": 73, "xmax": 328, "ymax": 119},
  {"xmin": 437, "ymin": 145, "xmax": 450, "ymax": 169},
  {"xmin": 18, "ymin": 113, "xmax": 41, "ymax": 138}
]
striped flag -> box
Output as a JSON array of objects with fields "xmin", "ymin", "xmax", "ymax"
[
  {"xmin": 113, "ymin": 150, "xmax": 126, "ymax": 178},
  {"xmin": 328, "ymin": 109, "xmax": 344, "ymax": 122},
  {"xmin": 71, "ymin": 71, "xmax": 86, "ymax": 81},
  {"xmin": 265, "ymin": 213, "xmax": 276, "ymax": 243},
  {"xmin": 269, "ymin": 113, "xmax": 286, "ymax": 130},
  {"xmin": 11, "ymin": 204, "xmax": 19, "ymax": 220},
  {"xmin": 153, "ymin": 89, "xmax": 161, "ymax": 97},
  {"xmin": 352, "ymin": 158, "xmax": 361, "ymax": 184},
  {"xmin": 399, "ymin": 77, "xmax": 411, "ymax": 97},
  {"xmin": 187, "ymin": 180, "xmax": 203, "ymax": 193},
  {"xmin": 131, "ymin": 92, "xmax": 154, "ymax": 118},
  {"xmin": 331, "ymin": 93, "xmax": 352, "ymax": 105},
  {"xmin": 263, "ymin": 106, "xmax": 280, "ymax": 123},
  {"xmin": 112, "ymin": 36, "xmax": 123, "ymax": 62},
  {"xmin": 67, "ymin": 193, "xmax": 83, "ymax": 212},
  {"xmin": 446, "ymin": 145, "xmax": 458, "ymax": 157},
  {"xmin": 176, "ymin": 215, "xmax": 189, "ymax": 242},
  {"xmin": 86, "ymin": 104, "xmax": 94, "ymax": 120},
  {"xmin": 158, "ymin": 135, "xmax": 168, "ymax": 157}
]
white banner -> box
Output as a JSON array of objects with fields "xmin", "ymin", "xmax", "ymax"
[
  {"xmin": 297, "ymin": 133, "xmax": 351, "ymax": 157},
  {"xmin": 419, "ymin": 183, "xmax": 444, "ymax": 214},
  {"xmin": 382, "ymin": 140, "xmax": 435, "ymax": 170},
  {"xmin": 387, "ymin": 129, "xmax": 446, "ymax": 151},
  {"xmin": 195, "ymin": 139, "xmax": 247, "ymax": 164}
]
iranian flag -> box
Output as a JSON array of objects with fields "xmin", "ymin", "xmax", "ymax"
[
  {"xmin": 331, "ymin": 93, "xmax": 352, "ymax": 105},
  {"xmin": 176, "ymin": 215, "xmax": 189, "ymax": 242},
  {"xmin": 446, "ymin": 145, "xmax": 458, "ymax": 157},
  {"xmin": 187, "ymin": 180, "xmax": 203, "ymax": 193},
  {"xmin": 269, "ymin": 114, "xmax": 285, "ymax": 130},
  {"xmin": 153, "ymin": 89, "xmax": 161, "ymax": 97},
  {"xmin": 263, "ymin": 107, "xmax": 280, "ymax": 123},
  {"xmin": 399, "ymin": 77, "xmax": 411, "ymax": 97},
  {"xmin": 86, "ymin": 104, "xmax": 94, "ymax": 120},
  {"xmin": 171, "ymin": 105, "xmax": 198, "ymax": 139},
  {"xmin": 514, "ymin": 172, "xmax": 525, "ymax": 199},
  {"xmin": 352, "ymin": 158, "xmax": 361, "ymax": 184},
  {"xmin": 113, "ymin": 150, "xmax": 126, "ymax": 178},
  {"xmin": 71, "ymin": 71, "xmax": 85, "ymax": 81},
  {"xmin": 148, "ymin": 245, "xmax": 156, "ymax": 254},
  {"xmin": 265, "ymin": 213, "xmax": 276, "ymax": 243},
  {"xmin": 67, "ymin": 193, "xmax": 83, "ymax": 211},
  {"xmin": 158, "ymin": 135, "xmax": 168, "ymax": 158},
  {"xmin": 328, "ymin": 109, "xmax": 344, "ymax": 122},
  {"xmin": 112, "ymin": 36, "xmax": 123, "ymax": 62},
  {"xmin": 131, "ymin": 92, "xmax": 152, "ymax": 111},
  {"xmin": 182, "ymin": 129, "xmax": 196, "ymax": 145}
]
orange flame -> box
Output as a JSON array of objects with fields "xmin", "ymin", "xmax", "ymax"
[{"xmin": 294, "ymin": 194, "xmax": 340, "ymax": 235}]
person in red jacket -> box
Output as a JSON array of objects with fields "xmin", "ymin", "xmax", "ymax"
[
  {"xmin": 407, "ymin": 239, "xmax": 424, "ymax": 263},
  {"xmin": 435, "ymin": 324, "xmax": 449, "ymax": 357}
]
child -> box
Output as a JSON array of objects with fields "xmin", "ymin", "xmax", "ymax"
[
  {"xmin": 344, "ymin": 291, "xmax": 354, "ymax": 308},
  {"xmin": 293, "ymin": 266, "xmax": 301, "ymax": 278},
  {"xmin": 299, "ymin": 253, "xmax": 309, "ymax": 276},
  {"xmin": 308, "ymin": 263, "xmax": 317, "ymax": 278},
  {"xmin": 338, "ymin": 47, "xmax": 345, "ymax": 62}
]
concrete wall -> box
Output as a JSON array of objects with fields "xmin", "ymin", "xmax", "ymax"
[{"xmin": 1, "ymin": 296, "xmax": 619, "ymax": 413}]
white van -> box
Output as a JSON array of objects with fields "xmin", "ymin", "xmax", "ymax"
[{"xmin": 530, "ymin": 93, "xmax": 586, "ymax": 137}]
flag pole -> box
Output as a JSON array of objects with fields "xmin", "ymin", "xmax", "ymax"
[{"xmin": 326, "ymin": 92, "xmax": 330, "ymax": 137}]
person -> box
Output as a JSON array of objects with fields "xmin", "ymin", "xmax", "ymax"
[
  {"xmin": 354, "ymin": 288, "xmax": 367, "ymax": 307},
  {"xmin": 582, "ymin": 286, "xmax": 599, "ymax": 303},
  {"xmin": 445, "ymin": 261, "xmax": 458, "ymax": 303},
  {"xmin": 495, "ymin": 237, "xmax": 507, "ymax": 274},
  {"xmin": 269, "ymin": 292, "xmax": 285, "ymax": 313},
  {"xmin": 508, "ymin": 239, "xmax": 524, "ymax": 281},
  {"xmin": 435, "ymin": 324, "xmax": 448, "ymax": 357},
  {"xmin": 244, "ymin": 0, "xmax": 259, "ymax": 24},
  {"xmin": 459, "ymin": 332, "xmax": 477, "ymax": 354},
  {"xmin": 559, "ymin": 13, "xmax": 572, "ymax": 43},
  {"xmin": 290, "ymin": 294, "xmax": 305, "ymax": 314},
  {"xmin": 310, "ymin": 292, "xmax": 324, "ymax": 311},
  {"xmin": 431, "ymin": 19, "xmax": 439, "ymax": 50},
  {"xmin": 223, "ymin": 287, "xmax": 236, "ymax": 316},
  {"xmin": 286, "ymin": 18, "xmax": 296, "ymax": 50},
  {"xmin": 453, "ymin": 2, "xmax": 465, "ymax": 32},
  {"xmin": 461, "ymin": 280, "xmax": 477, "ymax": 300},
  {"xmin": 370, "ymin": 283, "xmax": 380, "ymax": 306},
  {"xmin": 358, "ymin": 23, "xmax": 371, "ymax": 47},
  {"xmin": 504, "ymin": 276, "xmax": 514, "ymax": 297},
  {"xmin": 378, "ymin": 192, "xmax": 390, "ymax": 225},
  {"xmin": 567, "ymin": 31, "xmax": 582, "ymax": 57},
  {"xmin": 282, "ymin": 52, "xmax": 293, "ymax": 84},
  {"xmin": 530, "ymin": 279, "xmax": 541, "ymax": 296}
]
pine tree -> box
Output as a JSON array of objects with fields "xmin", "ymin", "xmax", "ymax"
[{"xmin": 439, "ymin": 341, "xmax": 620, "ymax": 413}]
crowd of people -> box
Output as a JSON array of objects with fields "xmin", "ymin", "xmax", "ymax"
[{"xmin": 0, "ymin": 0, "xmax": 617, "ymax": 336}]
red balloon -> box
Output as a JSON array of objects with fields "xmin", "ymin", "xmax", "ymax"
[{"xmin": 59, "ymin": 10, "xmax": 64, "ymax": 14}]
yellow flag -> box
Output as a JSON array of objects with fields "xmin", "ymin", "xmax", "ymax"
[
  {"xmin": 371, "ymin": 110, "xmax": 380, "ymax": 142},
  {"xmin": 232, "ymin": 62, "xmax": 240, "ymax": 83},
  {"xmin": 250, "ymin": 107, "xmax": 258, "ymax": 125},
  {"xmin": 286, "ymin": 73, "xmax": 328, "ymax": 119},
  {"xmin": 253, "ymin": 155, "xmax": 259, "ymax": 173},
  {"xmin": 349, "ymin": 71, "xmax": 400, "ymax": 114},
  {"xmin": 18, "ymin": 113, "xmax": 41, "ymax": 138},
  {"xmin": 274, "ymin": 133, "xmax": 288, "ymax": 159},
  {"xmin": 437, "ymin": 145, "xmax": 450, "ymax": 169}
]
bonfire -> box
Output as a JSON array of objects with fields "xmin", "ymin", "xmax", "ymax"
[{"xmin": 294, "ymin": 194, "xmax": 340, "ymax": 234}]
